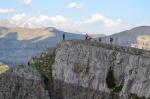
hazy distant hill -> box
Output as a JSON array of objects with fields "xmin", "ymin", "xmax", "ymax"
[
  {"xmin": 91, "ymin": 34, "xmax": 107, "ymax": 38},
  {"xmin": 101, "ymin": 26, "xmax": 150, "ymax": 47},
  {"xmin": 0, "ymin": 27, "xmax": 84, "ymax": 67}
]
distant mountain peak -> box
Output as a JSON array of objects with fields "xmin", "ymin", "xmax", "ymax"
[
  {"xmin": 131, "ymin": 25, "xmax": 150, "ymax": 30},
  {"xmin": 45, "ymin": 27, "xmax": 63, "ymax": 33}
]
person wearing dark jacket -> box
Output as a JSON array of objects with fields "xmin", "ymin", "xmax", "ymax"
[
  {"xmin": 85, "ymin": 34, "xmax": 88, "ymax": 40},
  {"xmin": 63, "ymin": 33, "xmax": 65, "ymax": 40},
  {"xmin": 110, "ymin": 37, "xmax": 113, "ymax": 44},
  {"xmin": 99, "ymin": 37, "xmax": 101, "ymax": 42}
]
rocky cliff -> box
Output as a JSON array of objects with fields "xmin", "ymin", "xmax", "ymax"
[
  {"xmin": 0, "ymin": 65, "xmax": 50, "ymax": 99},
  {"xmin": 1, "ymin": 40, "xmax": 150, "ymax": 99},
  {"xmin": 51, "ymin": 40, "xmax": 150, "ymax": 99}
]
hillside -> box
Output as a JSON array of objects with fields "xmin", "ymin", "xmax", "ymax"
[
  {"xmin": 1, "ymin": 40, "xmax": 150, "ymax": 99},
  {"xmin": 0, "ymin": 62, "xmax": 9, "ymax": 74},
  {"xmin": 101, "ymin": 26, "xmax": 150, "ymax": 48},
  {"xmin": 0, "ymin": 27, "xmax": 84, "ymax": 67}
]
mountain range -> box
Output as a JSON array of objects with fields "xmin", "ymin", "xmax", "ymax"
[
  {"xmin": 1, "ymin": 25, "xmax": 150, "ymax": 67},
  {"xmin": 0, "ymin": 27, "xmax": 84, "ymax": 67}
]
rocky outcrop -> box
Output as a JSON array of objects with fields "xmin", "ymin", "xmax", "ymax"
[
  {"xmin": 0, "ymin": 65, "xmax": 50, "ymax": 99},
  {"xmin": 52, "ymin": 40, "xmax": 150, "ymax": 99}
]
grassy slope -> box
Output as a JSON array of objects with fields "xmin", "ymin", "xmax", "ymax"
[
  {"xmin": 0, "ymin": 62, "xmax": 9, "ymax": 74},
  {"xmin": 32, "ymin": 54, "xmax": 55, "ymax": 83}
]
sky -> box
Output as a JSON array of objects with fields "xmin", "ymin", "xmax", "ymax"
[{"xmin": 0, "ymin": 0, "xmax": 150, "ymax": 35}]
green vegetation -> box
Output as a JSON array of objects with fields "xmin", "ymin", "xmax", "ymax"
[
  {"xmin": 113, "ymin": 85, "xmax": 123, "ymax": 93},
  {"xmin": 32, "ymin": 54, "xmax": 55, "ymax": 84},
  {"xmin": 106, "ymin": 68, "xmax": 116, "ymax": 89},
  {"xmin": 0, "ymin": 62, "xmax": 9, "ymax": 74},
  {"xmin": 128, "ymin": 93, "xmax": 149, "ymax": 99}
]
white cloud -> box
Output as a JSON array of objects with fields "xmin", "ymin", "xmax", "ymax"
[
  {"xmin": 20, "ymin": 0, "xmax": 32, "ymax": 5},
  {"xmin": 66, "ymin": 3, "xmax": 84, "ymax": 9},
  {"xmin": 8, "ymin": 13, "xmax": 124, "ymax": 34},
  {"xmin": 0, "ymin": 8, "xmax": 16, "ymax": 13},
  {"xmin": 75, "ymin": 13, "xmax": 121, "ymax": 27},
  {"xmin": 11, "ymin": 13, "xmax": 70, "ymax": 28},
  {"xmin": 12, "ymin": 13, "xmax": 30, "ymax": 21}
]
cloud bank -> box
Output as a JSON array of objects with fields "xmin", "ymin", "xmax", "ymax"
[
  {"xmin": 11, "ymin": 13, "xmax": 121, "ymax": 27},
  {"xmin": 8, "ymin": 13, "xmax": 124, "ymax": 34},
  {"xmin": 0, "ymin": 13, "xmax": 138, "ymax": 34}
]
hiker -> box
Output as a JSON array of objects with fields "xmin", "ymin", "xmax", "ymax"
[
  {"xmin": 99, "ymin": 37, "xmax": 101, "ymax": 42},
  {"xmin": 63, "ymin": 33, "xmax": 65, "ymax": 40},
  {"xmin": 85, "ymin": 34, "xmax": 88, "ymax": 40},
  {"xmin": 89, "ymin": 36, "xmax": 92, "ymax": 41},
  {"xmin": 110, "ymin": 37, "xmax": 113, "ymax": 44},
  {"xmin": 28, "ymin": 62, "xmax": 30, "ymax": 66}
]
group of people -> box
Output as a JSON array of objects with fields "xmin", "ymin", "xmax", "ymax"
[
  {"xmin": 85, "ymin": 34, "xmax": 113, "ymax": 44},
  {"xmin": 85, "ymin": 34, "xmax": 92, "ymax": 41},
  {"xmin": 62, "ymin": 33, "xmax": 113, "ymax": 44}
]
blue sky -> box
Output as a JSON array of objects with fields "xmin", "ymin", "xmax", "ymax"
[{"xmin": 0, "ymin": 0, "xmax": 150, "ymax": 34}]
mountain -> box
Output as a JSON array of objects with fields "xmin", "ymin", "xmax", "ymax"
[
  {"xmin": 101, "ymin": 26, "xmax": 150, "ymax": 48},
  {"xmin": 0, "ymin": 27, "xmax": 84, "ymax": 67},
  {"xmin": 1, "ymin": 40, "xmax": 150, "ymax": 99}
]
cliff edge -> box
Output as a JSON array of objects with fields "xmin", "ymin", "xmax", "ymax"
[{"xmin": 1, "ymin": 40, "xmax": 150, "ymax": 99}]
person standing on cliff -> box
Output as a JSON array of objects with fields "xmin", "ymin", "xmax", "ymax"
[
  {"xmin": 63, "ymin": 33, "xmax": 65, "ymax": 40},
  {"xmin": 110, "ymin": 37, "xmax": 113, "ymax": 44},
  {"xmin": 85, "ymin": 34, "xmax": 88, "ymax": 40},
  {"xmin": 99, "ymin": 37, "xmax": 101, "ymax": 42},
  {"xmin": 28, "ymin": 62, "xmax": 30, "ymax": 66}
]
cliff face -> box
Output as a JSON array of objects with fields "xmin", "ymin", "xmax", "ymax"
[
  {"xmin": 0, "ymin": 65, "xmax": 50, "ymax": 99},
  {"xmin": 52, "ymin": 40, "xmax": 150, "ymax": 99},
  {"xmin": 1, "ymin": 40, "xmax": 150, "ymax": 99}
]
